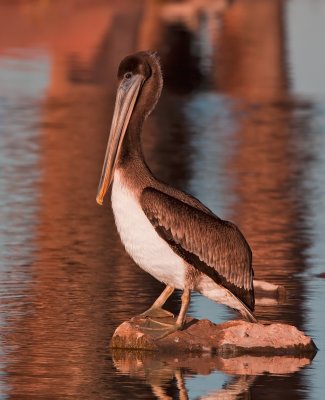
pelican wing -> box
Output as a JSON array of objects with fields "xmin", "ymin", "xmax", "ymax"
[{"xmin": 141, "ymin": 187, "xmax": 254, "ymax": 310}]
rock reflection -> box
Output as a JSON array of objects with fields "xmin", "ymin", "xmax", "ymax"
[{"xmin": 112, "ymin": 349, "xmax": 313, "ymax": 400}]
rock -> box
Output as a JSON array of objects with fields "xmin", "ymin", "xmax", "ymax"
[
  {"xmin": 110, "ymin": 316, "xmax": 317, "ymax": 356},
  {"xmin": 253, "ymin": 279, "xmax": 286, "ymax": 305}
]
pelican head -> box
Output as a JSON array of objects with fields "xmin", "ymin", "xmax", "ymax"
[{"xmin": 96, "ymin": 51, "xmax": 163, "ymax": 205}]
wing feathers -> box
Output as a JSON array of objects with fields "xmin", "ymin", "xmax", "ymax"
[{"xmin": 141, "ymin": 187, "xmax": 255, "ymax": 310}]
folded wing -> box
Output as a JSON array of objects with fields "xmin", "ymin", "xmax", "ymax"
[{"xmin": 141, "ymin": 187, "xmax": 254, "ymax": 311}]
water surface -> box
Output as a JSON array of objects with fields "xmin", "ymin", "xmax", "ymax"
[{"xmin": 0, "ymin": 0, "xmax": 324, "ymax": 399}]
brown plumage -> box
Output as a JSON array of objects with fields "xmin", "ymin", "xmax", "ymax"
[
  {"xmin": 141, "ymin": 187, "xmax": 254, "ymax": 311},
  {"xmin": 97, "ymin": 51, "xmax": 257, "ymax": 331}
]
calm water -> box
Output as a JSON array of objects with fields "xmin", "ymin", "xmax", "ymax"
[{"xmin": 0, "ymin": 0, "xmax": 324, "ymax": 399}]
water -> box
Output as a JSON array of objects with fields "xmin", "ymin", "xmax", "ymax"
[{"xmin": 0, "ymin": 0, "xmax": 324, "ymax": 398}]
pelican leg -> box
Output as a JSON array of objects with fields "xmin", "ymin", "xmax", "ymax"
[
  {"xmin": 141, "ymin": 289, "xmax": 191, "ymax": 339},
  {"xmin": 141, "ymin": 285, "xmax": 175, "ymax": 318},
  {"xmin": 175, "ymin": 288, "xmax": 191, "ymax": 328}
]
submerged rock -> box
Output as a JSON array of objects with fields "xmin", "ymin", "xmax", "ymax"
[
  {"xmin": 111, "ymin": 316, "xmax": 316, "ymax": 356},
  {"xmin": 253, "ymin": 279, "xmax": 286, "ymax": 306}
]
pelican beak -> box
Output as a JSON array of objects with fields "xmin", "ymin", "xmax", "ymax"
[{"xmin": 96, "ymin": 74, "xmax": 144, "ymax": 205}]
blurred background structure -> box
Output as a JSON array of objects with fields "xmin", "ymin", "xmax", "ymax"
[{"xmin": 0, "ymin": 0, "xmax": 325, "ymax": 399}]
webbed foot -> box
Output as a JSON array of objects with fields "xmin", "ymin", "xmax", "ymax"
[
  {"xmin": 139, "ymin": 288, "xmax": 190, "ymax": 339},
  {"xmin": 141, "ymin": 307, "xmax": 174, "ymax": 319},
  {"xmin": 140, "ymin": 318, "xmax": 183, "ymax": 339}
]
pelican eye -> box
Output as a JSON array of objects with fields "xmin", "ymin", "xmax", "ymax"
[{"xmin": 124, "ymin": 72, "xmax": 132, "ymax": 80}]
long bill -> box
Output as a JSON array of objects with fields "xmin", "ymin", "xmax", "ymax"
[{"xmin": 96, "ymin": 74, "xmax": 144, "ymax": 205}]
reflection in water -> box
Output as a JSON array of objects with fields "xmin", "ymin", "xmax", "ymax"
[
  {"xmin": 0, "ymin": 0, "xmax": 324, "ymax": 399},
  {"xmin": 215, "ymin": 0, "xmax": 311, "ymax": 329},
  {"xmin": 0, "ymin": 51, "xmax": 50, "ymax": 398},
  {"xmin": 112, "ymin": 350, "xmax": 313, "ymax": 400}
]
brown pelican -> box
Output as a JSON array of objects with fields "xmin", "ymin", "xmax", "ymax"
[{"xmin": 96, "ymin": 51, "xmax": 256, "ymax": 336}]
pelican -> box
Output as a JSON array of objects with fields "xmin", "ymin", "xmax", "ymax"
[{"xmin": 97, "ymin": 51, "xmax": 256, "ymax": 336}]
